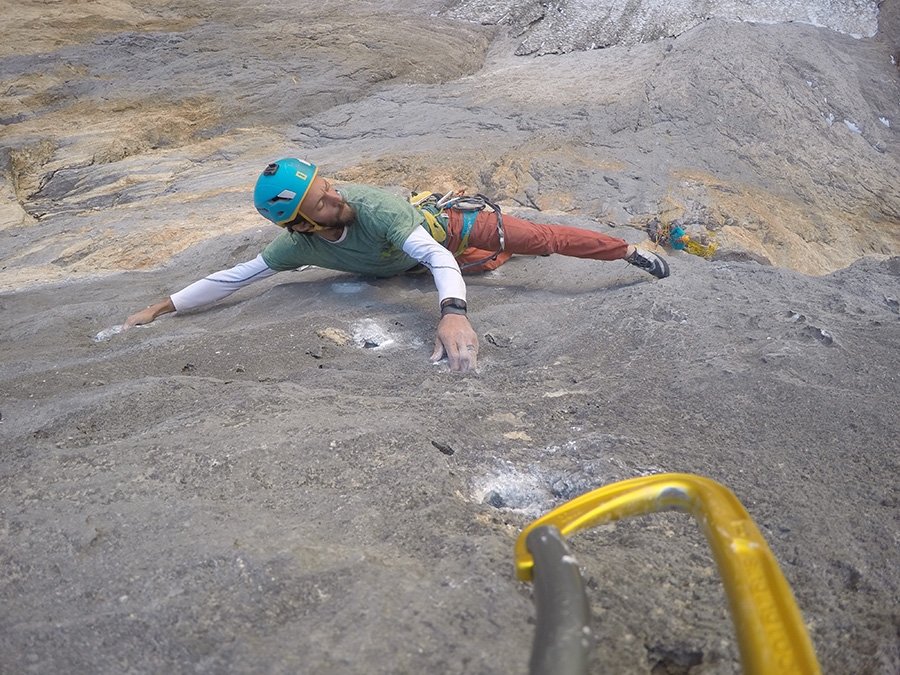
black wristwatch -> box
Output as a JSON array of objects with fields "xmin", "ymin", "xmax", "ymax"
[{"xmin": 440, "ymin": 298, "xmax": 468, "ymax": 317}]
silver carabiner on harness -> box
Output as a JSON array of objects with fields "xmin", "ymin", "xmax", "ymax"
[
  {"xmin": 417, "ymin": 191, "xmax": 506, "ymax": 270},
  {"xmin": 443, "ymin": 193, "xmax": 505, "ymax": 271}
]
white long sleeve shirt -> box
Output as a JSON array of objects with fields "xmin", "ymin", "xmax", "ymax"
[{"xmin": 170, "ymin": 227, "xmax": 466, "ymax": 312}]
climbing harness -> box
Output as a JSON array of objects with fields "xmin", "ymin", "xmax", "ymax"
[
  {"xmin": 515, "ymin": 474, "xmax": 821, "ymax": 675},
  {"xmin": 410, "ymin": 190, "xmax": 506, "ymax": 270}
]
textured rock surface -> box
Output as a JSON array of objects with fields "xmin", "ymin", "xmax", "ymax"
[
  {"xmin": 445, "ymin": 0, "xmax": 881, "ymax": 53},
  {"xmin": 2, "ymin": 1, "xmax": 900, "ymax": 674}
]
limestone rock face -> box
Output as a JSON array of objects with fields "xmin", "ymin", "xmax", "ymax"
[
  {"xmin": 2, "ymin": 2, "xmax": 900, "ymax": 675},
  {"xmin": 445, "ymin": 0, "xmax": 881, "ymax": 53},
  {"xmin": 2, "ymin": 0, "xmax": 899, "ymax": 289}
]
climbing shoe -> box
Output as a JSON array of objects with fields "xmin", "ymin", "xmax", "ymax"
[{"xmin": 626, "ymin": 248, "xmax": 670, "ymax": 279}]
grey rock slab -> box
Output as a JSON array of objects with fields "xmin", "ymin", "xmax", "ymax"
[
  {"xmin": 445, "ymin": 0, "xmax": 880, "ymax": 54},
  {"xmin": 2, "ymin": 2, "xmax": 900, "ymax": 673}
]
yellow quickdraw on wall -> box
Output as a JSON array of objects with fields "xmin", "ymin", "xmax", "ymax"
[
  {"xmin": 515, "ymin": 474, "xmax": 821, "ymax": 675},
  {"xmin": 647, "ymin": 217, "xmax": 717, "ymax": 258},
  {"xmin": 645, "ymin": 192, "xmax": 717, "ymax": 258}
]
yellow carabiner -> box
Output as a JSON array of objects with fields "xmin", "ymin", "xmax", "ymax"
[{"xmin": 514, "ymin": 473, "xmax": 820, "ymax": 675}]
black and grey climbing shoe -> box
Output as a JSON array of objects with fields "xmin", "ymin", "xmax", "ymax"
[{"xmin": 626, "ymin": 248, "xmax": 670, "ymax": 279}]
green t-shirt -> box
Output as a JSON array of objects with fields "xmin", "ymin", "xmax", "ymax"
[{"xmin": 261, "ymin": 184, "xmax": 432, "ymax": 277}]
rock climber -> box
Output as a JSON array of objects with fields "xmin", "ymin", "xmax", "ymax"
[{"xmin": 124, "ymin": 158, "xmax": 670, "ymax": 371}]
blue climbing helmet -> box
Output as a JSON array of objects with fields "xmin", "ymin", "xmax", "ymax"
[{"xmin": 253, "ymin": 158, "xmax": 318, "ymax": 227}]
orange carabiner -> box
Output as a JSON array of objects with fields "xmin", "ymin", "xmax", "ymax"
[{"xmin": 515, "ymin": 473, "xmax": 820, "ymax": 675}]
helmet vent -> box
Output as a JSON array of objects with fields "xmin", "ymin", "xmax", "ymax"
[
  {"xmin": 263, "ymin": 163, "xmax": 279, "ymax": 176},
  {"xmin": 270, "ymin": 189, "xmax": 296, "ymax": 203}
]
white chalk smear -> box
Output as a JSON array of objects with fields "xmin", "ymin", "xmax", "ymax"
[
  {"xmin": 93, "ymin": 325, "xmax": 124, "ymax": 342},
  {"xmin": 332, "ymin": 282, "xmax": 369, "ymax": 294},
  {"xmin": 351, "ymin": 318, "xmax": 396, "ymax": 350}
]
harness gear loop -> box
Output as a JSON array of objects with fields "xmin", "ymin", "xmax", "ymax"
[
  {"xmin": 458, "ymin": 194, "xmax": 504, "ymax": 271},
  {"xmin": 410, "ymin": 190, "xmax": 505, "ymax": 270}
]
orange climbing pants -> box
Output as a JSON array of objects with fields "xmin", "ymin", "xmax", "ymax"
[{"xmin": 444, "ymin": 209, "xmax": 630, "ymax": 273}]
